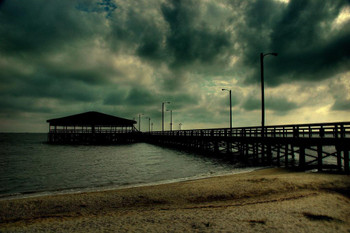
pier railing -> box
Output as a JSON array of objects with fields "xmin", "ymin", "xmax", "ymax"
[
  {"xmin": 48, "ymin": 129, "xmax": 136, "ymax": 134},
  {"xmin": 150, "ymin": 122, "xmax": 350, "ymax": 139}
]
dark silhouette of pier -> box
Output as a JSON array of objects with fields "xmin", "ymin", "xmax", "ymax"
[
  {"xmin": 146, "ymin": 122, "xmax": 350, "ymax": 174},
  {"xmin": 46, "ymin": 112, "xmax": 350, "ymax": 173}
]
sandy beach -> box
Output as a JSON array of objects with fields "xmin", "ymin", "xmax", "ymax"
[{"xmin": 0, "ymin": 168, "xmax": 349, "ymax": 232}]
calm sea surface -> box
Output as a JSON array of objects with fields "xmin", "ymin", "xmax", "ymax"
[{"xmin": 0, "ymin": 133, "xmax": 258, "ymax": 199}]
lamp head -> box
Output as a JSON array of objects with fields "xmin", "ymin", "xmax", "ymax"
[
  {"xmin": 222, "ymin": 89, "xmax": 226, "ymax": 91},
  {"xmin": 271, "ymin": 53, "xmax": 278, "ymax": 56}
]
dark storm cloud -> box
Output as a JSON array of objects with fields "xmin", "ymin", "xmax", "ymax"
[
  {"xmin": 0, "ymin": 62, "xmax": 104, "ymax": 103},
  {"xmin": 241, "ymin": 95, "xmax": 298, "ymax": 113},
  {"xmin": 0, "ymin": 96, "xmax": 52, "ymax": 114},
  {"xmin": 0, "ymin": 1, "xmax": 106, "ymax": 55},
  {"xmin": 161, "ymin": 0, "xmax": 231, "ymax": 68},
  {"xmin": 125, "ymin": 88, "xmax": 158, "ymax": 106},
  {"xmin": 242, "ymin": 0, "xmax": 350, "ymax": 86}
]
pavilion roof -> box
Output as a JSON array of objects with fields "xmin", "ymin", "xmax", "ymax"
[{"xmin": 47, "ymin": 111, "xmax": 136, "ymax": 127}]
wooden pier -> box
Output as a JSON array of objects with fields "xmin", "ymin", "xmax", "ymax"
[
  {"xmin": 145, "ymin": 122, "xmax": 350, "ymax": 173},
  {"xmin": 47, "ymin": 113, "xmax": 349, "ymax": 173}
]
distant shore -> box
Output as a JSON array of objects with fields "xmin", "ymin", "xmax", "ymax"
[{"xmin": 1, "ymin": 168, "xmax": 349, "ymax": 232}]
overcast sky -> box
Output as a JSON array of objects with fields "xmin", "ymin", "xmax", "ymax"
[{"xmin": 0, "ymin": 0, "xmax": 349, "ymax": 132}]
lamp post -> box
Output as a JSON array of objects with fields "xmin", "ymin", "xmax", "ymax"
[
  {"xmin": 222, "ymin": 89, "xmax": 232, "ymax": 129},
  {"xmin": 138, "ymin": 113, "xmax": 144, "ymax": 131},
  {"xmin": 145, "ymin": 117, "xmax": 151, "ymax": 133},
  {"xmin": 162, "ymin": 101, "xmax": 170, "ymax": 132},
  {"xmin": 179, "ymin": 123, "xmax": 182, "ymax": 130},
  {"xmin": 166, "ymin": 109, "xmax": 173, "ymax": 131},
  {"xmin": 260, "ymin": 52, "xmax": 278, "ymax": 134}
]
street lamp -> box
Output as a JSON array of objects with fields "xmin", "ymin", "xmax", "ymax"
[
  {"xmin": 166, "ymin": 109, "xmax": 173, "ymax": 131},
  {"xmin": 222, "ymin": 89, "xmax": 232, "ymax": 129},
  {"xmin": 179, "ymin": 123, "xmax": 182, "ymax": 130},
  {"xmin": 260, "ymin": 52, "xmax": 278, "ymax": 133},
  {"xmin": 162, "ymin": 101, "xmax": 170, "ymax": 132},
  {"xmin": 145, "ymin": 117, "xmax": 151, "ymax": 133},
  {"xmin": 138, "ymin": 113, "xmax": 144, "ymax": 131}
]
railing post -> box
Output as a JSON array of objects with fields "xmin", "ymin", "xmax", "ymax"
[
  {"xmin": 319, "ymin": 126, "xmax": 324, "ymax": 138},
  {"xmin": 334, "ymin": 124, "xmax": 338, "ymax": 138},
  {"xmin": 293, "ymin": 126, "xmax": 299, "ymax": 138},
  {"xmin": 309, "ymin": 126, "xmax": 311, "ymax": 138}
]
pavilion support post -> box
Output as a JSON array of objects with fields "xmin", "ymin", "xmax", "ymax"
[
  {"xmin": 317, "ymin": 145, "xmax": 323, "ymax": 172},
  {"xmin": 299, "ymin": 145, "xmax": 305, "ymax": 170}
]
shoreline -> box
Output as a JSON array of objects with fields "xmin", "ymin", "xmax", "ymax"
[
  {"xmin": 0, "ymin": 166, "xmax": 264, "ymax": 201},
  {"xmin": 1, "ymin": 168, "xmax": 349, "ymax": 232}
]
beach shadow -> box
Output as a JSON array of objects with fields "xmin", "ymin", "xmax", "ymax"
[{"xmin": 303, "ymin": 212, "xmax": 343, "ymax": 223}]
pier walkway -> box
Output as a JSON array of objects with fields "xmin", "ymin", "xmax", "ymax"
[{"xmin": 146, "ymin": 122, "xmax": 350, "ymax": 173}]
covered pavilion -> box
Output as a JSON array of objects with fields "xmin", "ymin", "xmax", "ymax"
[{"xmin": 47, "ymin": 111, "xmax": 138, "ymax": 144}]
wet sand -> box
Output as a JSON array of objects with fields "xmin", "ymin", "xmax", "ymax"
[{"xmin": 1, "ymin": 168, "xmax": 349, "ymax": 232}]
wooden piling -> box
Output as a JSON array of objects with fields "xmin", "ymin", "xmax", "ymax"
[
  {"xmin": 337, "ymin": 149, "xmax": 342, "ymax": 172},
  {"xmin": 291, "ymin": 145, "xmax": 295, "ymax": 167},
  {"xmin": 344, "ymin": 150, "xmax": 349, "ymax": 174},
  {"xmin": 285, "ymin": 144, "xmax": 289, "ymax": 167},
  {"xmin": 317, "ymin": 145, "xmax": 323, "ymax": 172},
  {"xmin": 277, "ymin": 144, "xmax": 281, "ymax": 167},
  {"xmin": 267, "ymin": 144, "xmax": 272, "ymax": 165},
  {"xmin": 299, "ymin": 146, "xmax": 305, "ymax": 170}
]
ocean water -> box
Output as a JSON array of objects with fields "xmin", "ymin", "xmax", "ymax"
[{"xmin": 0, "ymin": 133, "xmax": 256, "ymax": 199}]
